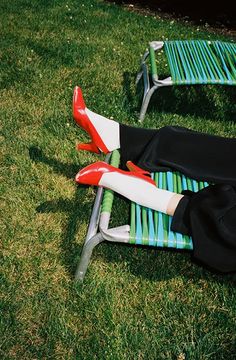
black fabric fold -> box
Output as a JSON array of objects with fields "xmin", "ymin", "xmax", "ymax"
[{"xmin": 171, "ymin": 185, "xmax": 236, "ymax": 273}]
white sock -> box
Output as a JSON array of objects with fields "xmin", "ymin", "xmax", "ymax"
[
  {"xmin": 100, "ymin": 172, "xmax": 175, "ymax": 214},
  {"xmin": 85, "ymin": 108, "xmax": 120, "ymax": 152}
]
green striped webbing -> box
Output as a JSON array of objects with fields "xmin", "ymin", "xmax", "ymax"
[
  {"xmin": 129, "ymin": 171, "xmax": 209, "ymax": 250},
  {"xmin": 149, "ymin": 45, "xmax": 158, "ymax": 77},
  {"xmin": 101, "ymin": 150, "xmax": 120, "ymax": 214},
  {"xmin": 164, "ymin": 40, "xmax": 236, "ymax": 85}
]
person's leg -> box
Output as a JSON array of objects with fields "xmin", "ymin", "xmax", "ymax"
[
  {"xmin": 119, "ymin": 123, "xmax": 158, "ymax": 169},
  {"xmin": 75, "ymin": 161, "xmax": 183, "ymax": 216},
  {"xmin": 132, "ymin": 126, "xmax": 236, "ymax": 186}
]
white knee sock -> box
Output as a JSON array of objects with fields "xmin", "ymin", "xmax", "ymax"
[
  {"xmin": 85, "ymin": 108, "xmax": 120, "ymax": 152},
  {"xmin": 99, "ymin": 172, "xmax": 176, "ymax": 214}
]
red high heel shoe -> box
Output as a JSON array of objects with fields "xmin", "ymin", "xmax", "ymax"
[
  {"xmin": 73, "ymin": 86, "xmax": 110, "ymax": 154},
  {"xmin": 75, "ymin": 161, "xmax": 156, "ymax": 186}
]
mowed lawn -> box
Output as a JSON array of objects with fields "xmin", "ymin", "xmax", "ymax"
[{"xmin": 1, "ymin": 0, "xmax": 236, "ymax": 359}]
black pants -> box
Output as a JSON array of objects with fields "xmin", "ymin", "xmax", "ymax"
[{"xmin": 120, "ymin": 125, "xmax": 236, "ymax": 273}]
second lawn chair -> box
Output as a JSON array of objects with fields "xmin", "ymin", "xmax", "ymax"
[{"xmin": 137, "ymin": 40, "xmax": 236, "ymax": 122}]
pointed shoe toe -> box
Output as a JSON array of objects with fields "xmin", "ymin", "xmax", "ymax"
[{"xmin": 75, "ymin": 161, "xmax": 109, "ymax": 186}]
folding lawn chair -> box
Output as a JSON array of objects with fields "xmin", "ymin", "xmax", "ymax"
[
  {"xmin": 75, "ymin": 150, "xmax": 209, "ymax": 282},
  {"xmin": 137, "ymin": 40, "xmax": 236, "ymax": 122}
]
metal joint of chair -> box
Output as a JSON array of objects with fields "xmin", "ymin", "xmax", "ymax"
[
  {"xmin": 99, "ymin": 224, "xmax": 130, "ymax": 243},
  {"xmin": 152, "ymin": 77, "xmax": 173, "ymax": 86},
  {"xmin": 149, "ymin": 42, "xmax": 174, "ymax": 86},
  {"xmin": 98, "ymin": 150, "xmax": 130, "ymax": 243}
]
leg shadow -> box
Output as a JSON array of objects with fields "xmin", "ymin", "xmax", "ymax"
[
  {"xmin": 29, "ymin": 146, "xmax": 94, "ymax": 275},
  {"xmin": 122, "ymin": 71, "xmax": 138, "ymax": 115},
  {"xmin": 29, "ymin": 146, "xmax": 78, "ymax": 179}
]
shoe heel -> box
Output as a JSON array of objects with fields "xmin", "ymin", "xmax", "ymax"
[
  {"xmin": 126, "ymin": 161, "xmax": 150, "ymax": 175},
  {"xmin": 77, "ymin": 142, "xmax": 100, "ymax": 154}
]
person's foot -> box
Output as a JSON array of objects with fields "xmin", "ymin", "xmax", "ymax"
[
  {"xmin": 75, "ymin": 161, "xmax": 180, "ymax": 215},
  {"xmin": 73, "ymin": 86, "xmax": 120, "ymax": 154},
  {"xmin": 75, "ymin": 161, "xmax": 156, "ymax": 186}
]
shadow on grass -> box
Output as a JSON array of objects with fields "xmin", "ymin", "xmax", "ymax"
[
  {"xmin": 36, "ymin": 190, "xmax": 90, "ymax": 276},
  {"xmin": 29, "ymin": 146, "xmax": 78, "ymax": 179},
  {"xmin": 29, "ymin": 146, "xmax": 93, "ymax": 276},
  {"xmin": 123, "ymin": 71, "xmax": 236, "ymax": 122},
  {"xmin": 97, "ymin": 240, "xmax": 236, "ymax": 285},
  {"xmin": 122, "ymin": 71, "xmax": 137, "ymax": 114}
]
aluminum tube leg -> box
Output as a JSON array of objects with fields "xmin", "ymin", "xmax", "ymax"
[
  {"xmin": 139, "ymin": 86, "xmax": 158, "ymax": 123},
  {"xmin": 85, "ymin": 186, "xmax": 104, "ymax": 241},
  {"xmin": 74, "ymin": 233, "xmax": 104, "ymax": 282},
  {"xmin": 74, "ymin": 186, "xmax": 104, "ymax": 282}
]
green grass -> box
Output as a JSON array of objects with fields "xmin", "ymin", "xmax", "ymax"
[{"xmin": 1, "ymin": 0, "xmax": 236, "ymax": 359}]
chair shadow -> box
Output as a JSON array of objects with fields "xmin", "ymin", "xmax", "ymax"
[
  {"xmin": 98, "ymin": 239, "xmax": 236, "ymax": 285},
  {"xmin": 123, "ymin": 71, "xmax": 236, "ymax": 123},
  {"xmin": 29, "ymin": 146, "xmax": 94, "ymax": 275}
]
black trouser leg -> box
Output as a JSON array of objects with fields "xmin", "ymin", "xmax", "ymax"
[{"xmin": 120, "ymin": 125, "xmax": 236, "ymax": 186}]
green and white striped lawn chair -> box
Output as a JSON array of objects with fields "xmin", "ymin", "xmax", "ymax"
[
  {"xmin": 137, "ymin": 40, "xmax": 236, "ymax": 122},
  {"xmin": 75, "ymin": 150, "xmax": 209, "ymax": 282}
]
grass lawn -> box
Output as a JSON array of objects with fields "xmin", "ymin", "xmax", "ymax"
[{"xmin": 1, "ymin": 0, "xmax": 236, "ymax": 359}]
